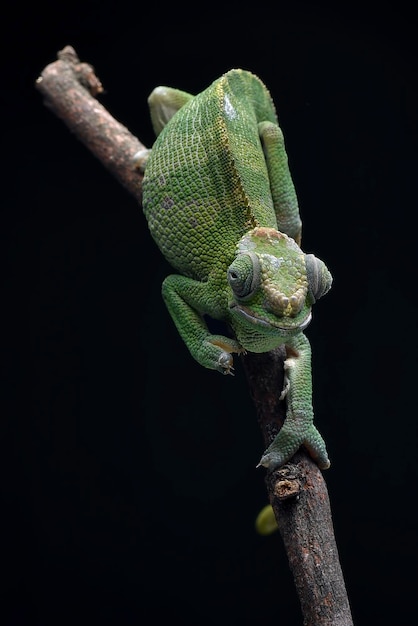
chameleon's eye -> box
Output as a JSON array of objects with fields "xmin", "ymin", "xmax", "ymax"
[
  {"xmin": 305, "ymin": 254, "xmax": 333, "ymax": 303},
  {"xmin": 227, "ymin": 252, "xmax": 260, "ymax": 299}
]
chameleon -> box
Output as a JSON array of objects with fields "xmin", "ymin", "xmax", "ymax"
[{"xmin": 139, "ymin": 69, "xmax": 332, "ymax": 471}]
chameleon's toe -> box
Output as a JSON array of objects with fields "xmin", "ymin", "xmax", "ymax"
[
  {"xmin": 257, "ymin": 444, "xmax": 296, "ymax": 470},
  {"xmin": 303, "ymin": 428, "xmax": 330, "ymax": 469},
  {"xmin": 217, "ymin": 351, "xmax": 234, "ymax": 375}
]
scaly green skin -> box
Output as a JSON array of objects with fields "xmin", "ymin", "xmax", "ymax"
[{"xmin": 141, "ymin": 69, "xmax": 332, "ymax": 471}]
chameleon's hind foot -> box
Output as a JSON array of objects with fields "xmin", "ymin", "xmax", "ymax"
[{"xmin": 257, "ymin": 422, "xmax": 330, "ymax": 471}]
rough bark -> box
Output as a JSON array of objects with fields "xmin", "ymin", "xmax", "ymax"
[{"xmin": 35, "ymin": 47, "xmax": 353, "ymax": 625}]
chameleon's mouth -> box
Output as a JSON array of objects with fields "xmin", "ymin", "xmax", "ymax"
[{"xmin": 231, "ymin": 303, "xmax": 312, "ymax": 333}]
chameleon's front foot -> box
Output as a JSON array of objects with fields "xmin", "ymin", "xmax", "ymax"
[
  {"xmin": 217, "ymin": 351, "xmax": 234, "ymax": 375},
  {"xmin": 207, "ymin": 336, "xmax": 244, "ymax": 375},
  {"xmin": 257, "ymin": 421, "xmax": 330, "ymax": 471}
]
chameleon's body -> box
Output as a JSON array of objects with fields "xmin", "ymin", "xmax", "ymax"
[{"xmin": 141, "ymin": 69, "xmax": 332, "ymax": 470}]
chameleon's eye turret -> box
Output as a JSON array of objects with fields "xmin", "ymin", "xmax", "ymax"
[
  {"xmin": 305, "ymin": 254, "xmax": 333, "ymax": 303},
  {"xmin": 227, "ymin": 252, "xmax": 261, "ymax": 300}
]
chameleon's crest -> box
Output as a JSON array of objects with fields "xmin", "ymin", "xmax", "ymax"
[{"xmin": 237, "ymin": 227, "xmax": 308, "ymax": 317}]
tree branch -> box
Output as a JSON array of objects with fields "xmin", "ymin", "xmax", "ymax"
[
  {"xmin": 35, "ymin": 47, "xmax": 353, "ymax": 625},
  {"xmin": 36, "ymin": 46, "xmax": 146, "ymax": 201}
]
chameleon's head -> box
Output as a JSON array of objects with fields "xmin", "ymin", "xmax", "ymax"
[{"xmin": 227, "ymin": 227, "xmax": 332, "ymax": 351}]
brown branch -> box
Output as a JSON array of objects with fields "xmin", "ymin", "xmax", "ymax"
[
  {"xmin": 243, "ymin": 352, "xmax": 353, "ymax": 625},
  {"xmin": 36, "ymin": 46, "xmax": 146, "ymax": 201},
  {"xmin": 35, "ymin": 47, "xmax": 353, "ymax": 626}
]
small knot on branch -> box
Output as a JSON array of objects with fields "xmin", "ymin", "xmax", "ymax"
[
  {"xmin": 270, "ymin": 463, "xmax": 302, "ymax": 501},
  {"xmin": 36, "ymin": 45, "xmax": 103, "ymax": 98},
  {"xmin": 58, "ymin": 45, "xmax": 104, "ymax": 96},
  {"xmin": 57, "ymin": 45, "xmax": 80, "ymax": 63}
]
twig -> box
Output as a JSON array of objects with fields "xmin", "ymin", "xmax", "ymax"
[
  {"xmin": 35, "ymin": 47, "xmax": 353, "ymax": 625},
  {"xmin": 36, "ymin": 46, "xmax": 146, "ymax": 200}
]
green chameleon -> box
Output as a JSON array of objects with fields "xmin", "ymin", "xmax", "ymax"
[{"xmin": 140, "ymin": 69, "xmax": 332, "ymax": 471}]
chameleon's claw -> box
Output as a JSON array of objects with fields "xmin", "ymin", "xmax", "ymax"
[{"xmin": 217, "ymin": 351, "xmax": 234, "ymax": 375}]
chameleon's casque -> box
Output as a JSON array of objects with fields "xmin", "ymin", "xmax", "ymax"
[{"xmin": 141, "ymin": 69, "xmax": 332, "ymax": 471}]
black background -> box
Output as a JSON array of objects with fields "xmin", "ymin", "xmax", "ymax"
[{"xmin": 3, "ymin": 2, "xmax": 417, "ymax": 625}]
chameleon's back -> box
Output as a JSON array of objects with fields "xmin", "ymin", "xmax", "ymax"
[{"xmin": 142, "ymin": 69, "xmax": 279, "ymax": 281}]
